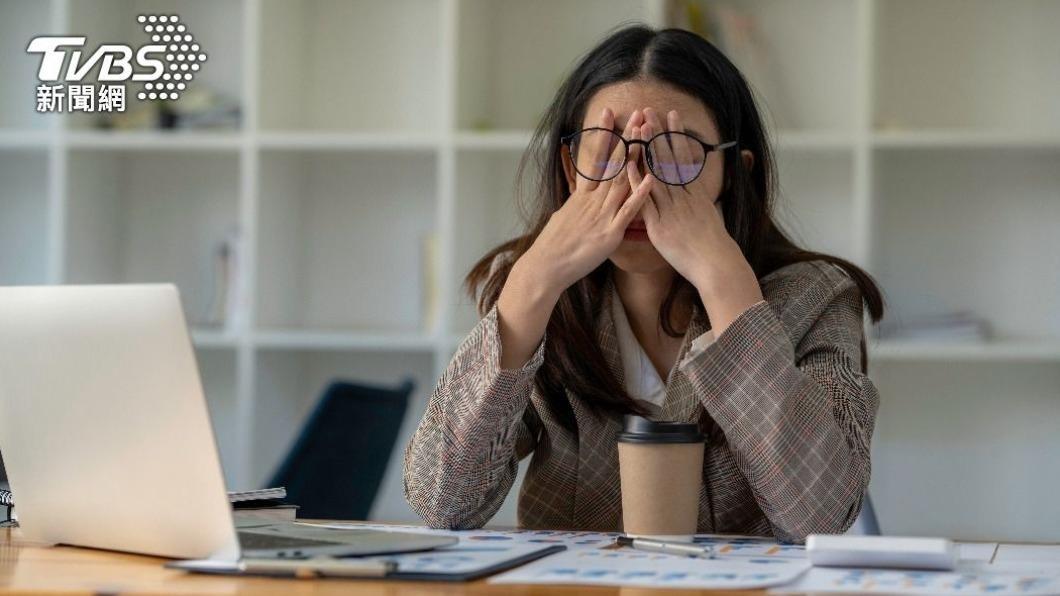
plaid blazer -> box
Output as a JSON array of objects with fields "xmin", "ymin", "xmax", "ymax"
[{"xmin": 403, "ymin": 258, "xmax": 880, "ymax": 543}]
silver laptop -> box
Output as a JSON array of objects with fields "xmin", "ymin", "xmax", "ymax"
[{"xmin": 0, "ymin": 284, "xmax": 454, "ymax": 561}]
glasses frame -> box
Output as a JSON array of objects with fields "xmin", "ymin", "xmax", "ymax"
[{"xmin": 560, "ymin": 127, "xmax": 738, "ymax": 187}]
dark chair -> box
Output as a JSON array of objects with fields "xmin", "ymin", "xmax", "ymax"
[{"xmin": 266, "ymin": 378, "xmax": 414, "ymax": 521}]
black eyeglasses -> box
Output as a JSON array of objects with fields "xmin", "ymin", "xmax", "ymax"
[{"xmin": 561, "ymin": 127, "xmax": 737, "ymax": 186}]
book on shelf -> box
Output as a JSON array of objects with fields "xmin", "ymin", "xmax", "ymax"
[
  {"xmin": 202, "ymin": 226, "xmax": 246, "ymax": 333},
  {"xmin": 232, "ymin": 504, "xmax": 298, "ymax": 522},
  {"xmin": 228, "ymin": 487, "xmax": 298, "ymax": 521},
  {"xmin": 876, "ymin": 310, "xmax": 993, "ymax": 343},
  {"xmin": 228, "ymin": 487, "xmax": 287, "ymax": 503}
]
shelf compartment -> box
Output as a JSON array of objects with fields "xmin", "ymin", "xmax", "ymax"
[
  {"xmin": 64, "ymin": 148, "xmax": 241, "ymax": 327},
  {"xmin": 64, "ymin": 0, "xmax": 245, "ymax": 131},
  {"xmin": 771, "ymin": 148, "xmax": 857, "ymax": 262},
  {"xmin": 875, "ymin": 0, "xmax": 1060, "ymax": 133},
  {"xmin": 259, "ymin": 0, "xmax": 442, "ymax": 132},
  {"xmin": 256, "ymin": 149, "xmax": 437, "ymax": 333},
  {"xmin": 456, "ymin": 0, "xmax": 649, "ymax": 132},
  {"xmin": 0, "ymin": 149, "xmax": 51, "ymax": 285},
  {"xmin": 252, "ymin": 348, "xmax": 435, "ymax": 522},
  {"xmin": 688, "ymin": 0, "xmax": 861, "ymax": 134},
  {"xmin": 450, "ymin": 148, "xmax": 530, "ymax": 334},
  {"xmin": 872, "ymin": 147, "xmax": 1060, "ymax": 342},
  {"xmin": 869, "ymin": 360, "xmax": 1060, "ymax": 542},
  {"xmin": 0, "ymin": 0, "xmax": 51, "ymax": 132}
]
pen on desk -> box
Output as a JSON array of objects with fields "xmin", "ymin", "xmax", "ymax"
[{"xmin": 615, "ymin": 536, "xmax": 715, "ymax": 559}]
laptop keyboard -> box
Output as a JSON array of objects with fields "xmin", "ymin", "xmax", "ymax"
[{"xmin": 237, "ymin": 531, "xmax": 344, "ymax": 550}]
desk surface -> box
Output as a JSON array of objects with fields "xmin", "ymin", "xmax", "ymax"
[{"xmin": 0, "ymin": 527, "xmax": 760, "ymax": 596}]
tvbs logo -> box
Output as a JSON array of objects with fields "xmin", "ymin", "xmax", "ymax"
[{"xmin": 27, "ymin": 14, "xmax": 207, "ymax": 112}]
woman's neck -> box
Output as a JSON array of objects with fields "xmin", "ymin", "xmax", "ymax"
[{"xmin": 612, "ymin": 267, "xmax": 693, "ymax": 342}]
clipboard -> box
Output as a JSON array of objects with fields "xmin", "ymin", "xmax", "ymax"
[{"xmin": 167, "ymin": 542, "xmax": 566, "ymax": 581}]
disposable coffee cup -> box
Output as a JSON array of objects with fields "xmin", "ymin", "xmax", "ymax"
[{"xmin": 617, "ymin": 415, "xmax": 705, "ymax": 542}]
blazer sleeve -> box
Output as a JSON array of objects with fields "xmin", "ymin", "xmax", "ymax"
[
  {"xmin": 678, "ymin": 266, "xmax": 880, "ymax": 543},
  {"xmin": 402, "ymin": 300, "xmax": 546, "ymax": 529}
]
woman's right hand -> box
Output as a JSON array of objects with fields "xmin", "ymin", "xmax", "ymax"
[
  {"xmin": 521, "ymin": 107, "xmax": 655, "ymax": 294},
  {"xmin": 494, "ymin": 107, "xmax": 654, "ymax": 369}
]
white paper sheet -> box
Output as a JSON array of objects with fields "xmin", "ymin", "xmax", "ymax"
[
  {"xmin": 769, "ymin": 567, "xmax": 1060, "ymax": 595},
  {"xmin": 296, "ymin": 523, "xmax": 1060, "ymax": 592},
  {"xmin": 363, "ymin": 541, "xmax": 560, "ymax": 575},
  {"xmin": 490, "ymin": 547, "xmax": 811, "ymax": 589}
]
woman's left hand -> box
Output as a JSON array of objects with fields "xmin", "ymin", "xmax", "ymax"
[{"xmin": 628, "ymin": 107, "xmax": 765, "ymax": 335}]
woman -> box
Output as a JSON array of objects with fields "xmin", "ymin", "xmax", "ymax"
[{"xmin": 403, "ymin": 25, "xmax": 884, "ymax": 543}]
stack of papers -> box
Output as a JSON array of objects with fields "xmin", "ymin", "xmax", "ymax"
[
  {"xmin": 492, "ymin": 542, "xmax": 810, "ymax": 590},
  {"xmin": 302, "ymin": 523, "xmax": 1060, "ymax": 594}
]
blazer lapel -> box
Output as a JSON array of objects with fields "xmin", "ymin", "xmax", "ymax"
[
  {"xmin": 659, "ymin": 301, "xmax": 711, "ymax": 423},
  {"xmin": 594, "ymin": 274, "xmax": 712, "ymax": 424},
  {"xmin": 595, "ymin": 275, "xmax": 625, "ymax": 390},
  {"xmin": 566, "ymin": 275, "xmax": 627, "ymax": 530}
]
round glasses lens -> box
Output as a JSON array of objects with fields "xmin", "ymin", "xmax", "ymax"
[
  {"xmin": 648, "ymin": 132, "xmax": 706, "ymax": 185},
  {"xmin": 571, "ymin": 129, "xmax": 626, "ymax": 181}
]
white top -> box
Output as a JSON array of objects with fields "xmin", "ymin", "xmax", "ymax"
[{"xmin": 610, "ymin": 285, "xmax": 715, "ymax": 415}]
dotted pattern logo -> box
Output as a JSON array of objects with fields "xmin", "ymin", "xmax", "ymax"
[{"xmin": 136, "ymin": 14, "xmax": 207, "ymax": 101}]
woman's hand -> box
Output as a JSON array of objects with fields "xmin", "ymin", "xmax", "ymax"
[
  {"xmin": 495, "ymin": 107, "xmax": 654, "ymax": 369},
  {"xmin": 627, "ymin": 107, "xmax": 764, "ymax": 336},
  {"xmin": 519, "ymin": 107, "xmax": 655, "ymax": 296}
]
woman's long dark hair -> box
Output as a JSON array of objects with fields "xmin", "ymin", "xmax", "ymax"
[{"xmin": 465, "ymin": 24, "xmax": 884, "ymax": 430}]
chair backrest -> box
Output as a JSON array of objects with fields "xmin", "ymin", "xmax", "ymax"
[
  {"xmin": 266, "ymin": 378, "xmax": 414, "ymax": 520},
  {"xmin": 846, "ymin": 494, "xmax": 882, "ymax": 535}
]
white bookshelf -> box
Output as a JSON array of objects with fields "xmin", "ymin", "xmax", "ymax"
[{"xmin": 1, "ymin": 0, "xmax": 1057, "ymax": 537}]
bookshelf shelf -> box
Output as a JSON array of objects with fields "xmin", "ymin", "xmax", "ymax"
[
  {"xmin": 5, "ymin": 0, "xmax": 1056, "ymax": 534},
  {"xmin": 870, "ymin": 338, "xmax": 1060, "ymax": 363},
  {"xmin": 253, "ymin": 330, "xmax": 438, "ymax": 352},
  {"xmin": 872, "ymin": 130, "xmax": 1060, "ymax": 150},
  {"xmin": 0, "ymin": 132, "xmax": 51, "ymax": 149},
  {"xmin": 454, "ymin": 131, "xmax": 535, "ymax": 150},
  {"xmin": 64, "ymin": 131, "xmax": 244, "ymax": 150},
  {"xmin": 257, "ymin": 132, "xmax": 441, "ymax": 151},
  {"xmin": 191, "ymin": 328, "xmax": 241, "ymax": 349},
  {"xmin": 774, "ymin": 130, "xmax": 858, "ymax": 151}
]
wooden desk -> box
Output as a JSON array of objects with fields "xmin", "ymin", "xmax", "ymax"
[{"xmin": 0, "ymin": 527, "xmax": 758, "ymax": 595}]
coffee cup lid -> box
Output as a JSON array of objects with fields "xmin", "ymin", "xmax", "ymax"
[{"xmin": 616, "ymin": 415, "xmax": 705, "ymax": 444}]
